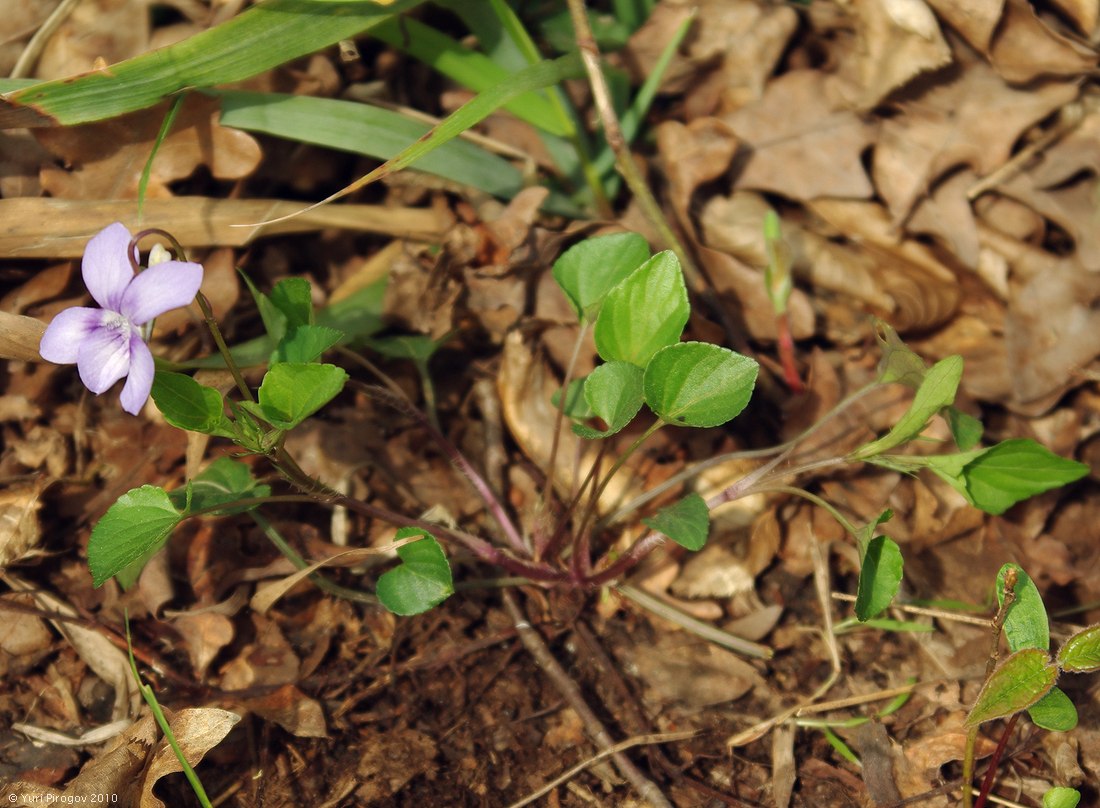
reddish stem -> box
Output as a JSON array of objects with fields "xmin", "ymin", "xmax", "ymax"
[
  {"xmin": 973, "ymin": 713, "xmax": 1019, "ymax": 808},
  {"xmin": 776, "ymin": 310, "xmax": 803, "ymax": 394}
]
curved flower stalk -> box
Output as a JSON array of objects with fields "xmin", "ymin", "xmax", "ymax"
[{"xmin": 39, "ymin": 222, "xmax": 203, "ymax": 415}]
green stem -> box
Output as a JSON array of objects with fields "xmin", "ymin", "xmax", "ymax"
[
  {"xmin": 250, "ymin": 511, "xmax": 378, "ymax": 605},
  {"xmin": 575, "ymin": 419, "xmax": 665, "ymax": 547},
  {"xmin": 754, "ymin": 484, "xmax": 859, "ymax": 538},
  {"xmin": 195, "ymin": 291, "xmax": 254, "ymax": 402},
  {"xmin": 125, "ymin": 614, "xmax": 212, "ymax": 808}
]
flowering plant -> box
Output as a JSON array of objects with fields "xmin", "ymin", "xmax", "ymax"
[{"xmin": 39, "ymin": 222, "xmax": 203, "ymax": 415}]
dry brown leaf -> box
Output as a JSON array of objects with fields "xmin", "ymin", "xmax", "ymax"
[
  {"xmin": 907, "ymin": 169, "xmax": 981, "ymax": 267},
  {"xmin": 988, "ymin": 0, "xmax": 1097, "ymax": 83},
  {"xmin": 37, "ymin": 95, "xmax": 260, "ymax": 200},
  {"xmin": 35, "ymin": 0, "xmax": 148, "ymax": 80},
  {"xmin": 723, "ymin": 71, "xmax": 876, "ymax": 200},
  {"xmin": 219, "ymin": 614, "xmax": 300, "ymax": 690},
  {"xmin": 0, "ymin": 311, "xmax": 47, "ymax": 362},
  {"xmin": 238, "ymin": 684, "xmax": 327, "ymax": 738},
  {"xmin": 872, "ymin": 61, "xmax": 1078, "ymax": 223},
  {"xmin": 0, "ymin": 483, "xmax": 42, "ymax": 568},
  {"xmin": 0, "ymin": 197, "xmax": 451, "ymax": 258},
  {"xmin": 498, "ymin": 331, "xmax": 639, "ymax": 513},
  {"xmin": 771, "ymin": 722, "xmax": 796, "ymax": 808},
  {"xmin": 140, "ymin": 708, "xmax": 240, "ymax": 808},
  {"xmin": 0, "ymin": 2, "xmax": 55, "ymax": 76},
  {"xmin": 998, "ymin": 174, "xmax": 1100, "ymax": 270},
  {"xmin": 172, "ymin": 612, "xmax": 235, "ymax": 680},
  {"xmin": 615, "ymin": 632, "xmax": 765, "ymax": 708},
  {"xmin": 845, "ymin": 0, "xmax": 953, "ymax": 108},
  {"xmin": 1048, "ymin": 0, "xmax": 1099, "ymax": 33},
  {"xmin": 2, "ymin": 573, "xmax": 139, "ymax": 721},
  {"xmin": 1005, "ymin": 258, "xmax": 1100, "ymax": 407},
  {"xmin": 925, "ymin": 0, "xmax": 1005, "ymax": 52},
  {"xmin": 809, "ymin": 199, "xmax": 959, "ymax": 331},
  {"xmin": 627, "ymin": 0, "xmax": 798, "ymax": 115},
  {"xmin": 894, "ymin": 723, "xmax": 996, "ymax": 799}
]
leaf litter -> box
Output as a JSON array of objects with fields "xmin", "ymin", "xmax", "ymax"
[{"xmin": 2, "ymin": 0, "xmax": 1100, "ymax": 806}]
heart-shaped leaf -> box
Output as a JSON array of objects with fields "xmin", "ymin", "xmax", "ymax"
[
  {"xmin": 594, "ymin": 251, "xmax": 688, "ymax": 367},
  {"xmin": 643, "ymin": 342, "xmax": 758, "ymax": 428},
  {"xmin": 88, "ymin": 486, "xmax": 182, "ymax": 587},
  {"xmin": 642, "ymin": 493, "xmax": 709, "ymax": 551},
  {"xmin": 573, "ymin": 361, "xmax": 644, "ymax": 439},
  {"xmin": 1027, "ymin": 686, "xmax": 1078, "ymax": 731},
  {"xmin": 376, "ymin": 528, "xmax": 454, "ymax": 616},
  {"xmin": 553, "ymin": 232, "xmax": 651, "ymax": 322},
  {"xmin": 255, "ymin": 362, "xmax": 348, "ymax": 430},
  {"xmin": 151, "ymin": 371, "xmax": 233, "ymax": 436}
]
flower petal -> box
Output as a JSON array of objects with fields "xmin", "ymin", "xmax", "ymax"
[
  {"xmin": 119, "ymin": 260, "xmax": 204, "ymax": 325},
  {"xmin": 76, "ymin": 322, "xmax": 133, "ymax": 394},
  {"xmin": 40, "ymin": 307, "xmax": 111, "ymax": 364},
  {"xmin": 83, "ymin": 223, "xmax": 137, "ymax": 311},
  {"xmin": 119, "ymin": 336, "xmax": 154, "ymax": 415}
]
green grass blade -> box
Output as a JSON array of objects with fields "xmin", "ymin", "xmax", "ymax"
[
  {"xmin": 215, "ymin": 90, "xmax": 524, "ymax": 197},
  {"xmin": 137, "ymin": 94, "xmax": 185, "ymax": 219},
  {"xmin": 245, "ymin": 51, "xmax": 586, "ymax": 225},
  {"xmin": 0, "ymin": 0, "xmax": 426, "ymax": 128},
  {"xmin": 369, "ymin": 16, "xmax": 568, "ymax": 136}
]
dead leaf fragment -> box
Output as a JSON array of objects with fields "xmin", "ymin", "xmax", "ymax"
[
  {"xmin": 37, "ymin": 95, "xmax": 261, "ymax": 200},
  {"xmin": 988, "ymin": 0, "xmax": 1097, "ymax": 82},
  {"xmin": 724, "ymin": 71, "xmax": 876, "ymax": 200},
  {"xmin": 140, "ymin": 708, "xmax": 240, "ymax": 808},
  {"xmin": 847, "ymin": 0, "xmax": 953, "ymax": 108},
  {"xmin": 0, "ymin": 483, "xmax": 44, "ymax": 567}
]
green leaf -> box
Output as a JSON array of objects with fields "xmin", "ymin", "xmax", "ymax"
[
  {"xmin": 997, "ymin": 563, "xmax": 1049, "ymax": 652},
  {"xmin": 855, "ymin": 535, "xmax": 903, "ymax": 621},
  {"xmin": 875, "ymin": 320, "xmax": 928, "ymax": 387},
  {"xmin": 552, "ymin": 232, "xmax": 651, "ymax": 322},
  {"xmin": 1057, "ymin": 624, "xmax": 1100, "ymax": 673},
  {"xmin": 642, "ymin": 493, "xmax": 709, "ymax": 551},
  {"xmin": 272, "ymin": 325, "xmax": 344, "ymax": 364},
  {"xmin": 853, "ymin": 355, "xmax": 963, "ymax": 459},
  {"xmin": 643, "ymin": 342, "xmax": 758, "ymax": 428},
  {"xmin": 88, "ymin": 486, "xmax": 182, "ymax": 587},
  {"xmin": 965, "ymin": 648, "xmax": 1059, "ymax": 726},
  {"xmin": 594, "ymin": 251, "xmax": 689, "ymax": 366},
  {"xmin": 376, "ymin": 528, "xmax": 454, "ymax": 616},
  {"xmin": 854, "ymin": 509, "xmax": 893, "ymax": 556},
  {"xmin": 369, "ymin": 17, "xmax": 567, "ymax": 136},
  {"xmin": 168, "ymin": 457, "xmax": 271, "ymax": 516},
  {"xmin": 954, "ymin": 439, "xmax": 1088, "ymax": 516},
  {"xmin": 256, "ymin": 362, "xmax": 348, "ymax": 430},
  {"xmin": 0, "ymin": 0, "xmax": 427, "ymax": 128},
  {"xmin": 1043, "ymin": 786, "xmax": 1082, "ymax": 808},
  {"xmin": 551, "ymin": 376, "xmax": 594, "ymax": 420},
  {"xmin": 366, "ymin": 334, "xmax": 441, "ymax": 363},
  {"xmin": 1027, "ymin": 686, "xmax": 1078, "ymax": 732},
  {"xmin": 150, "ymin": 372, "xmax": 232, "ymax": 436},
  {"xmin": 946, "ymin": 406, "xmax": 983, "ymax": 451},
  {"xmin": 269, "ymin": 277, "xmax": 313, "ymax": 330},
  {"xmin": 240, "ymin": 271, "xmax": 288, "ymax": 344},
  {"xmin": 573, "ymin": 361, "xmax": 644, "ymax": 439}
]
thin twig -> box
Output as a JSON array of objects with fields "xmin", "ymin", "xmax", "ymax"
[
  {"xmin": 506, "ymin": 729, "xmax": 696, "ymax": 808},
  {"xmin": 10, "ymin": 0, "xmax": 81, "ymax": 78},
  {"xmin": 831, "ymin": 592, "xmax": 992, "ymax": 627},
  {"xmin": 616, "ymin": 584, "xmax": 773, "ymax": 660},
  {"xmin": 502, "ymin": 590, "xmax": 673, "ymax": 808}
]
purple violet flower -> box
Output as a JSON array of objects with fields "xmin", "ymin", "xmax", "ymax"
[{"xmin": 40, "ymin": 222, "xmax": 203, "ymax": 415}]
